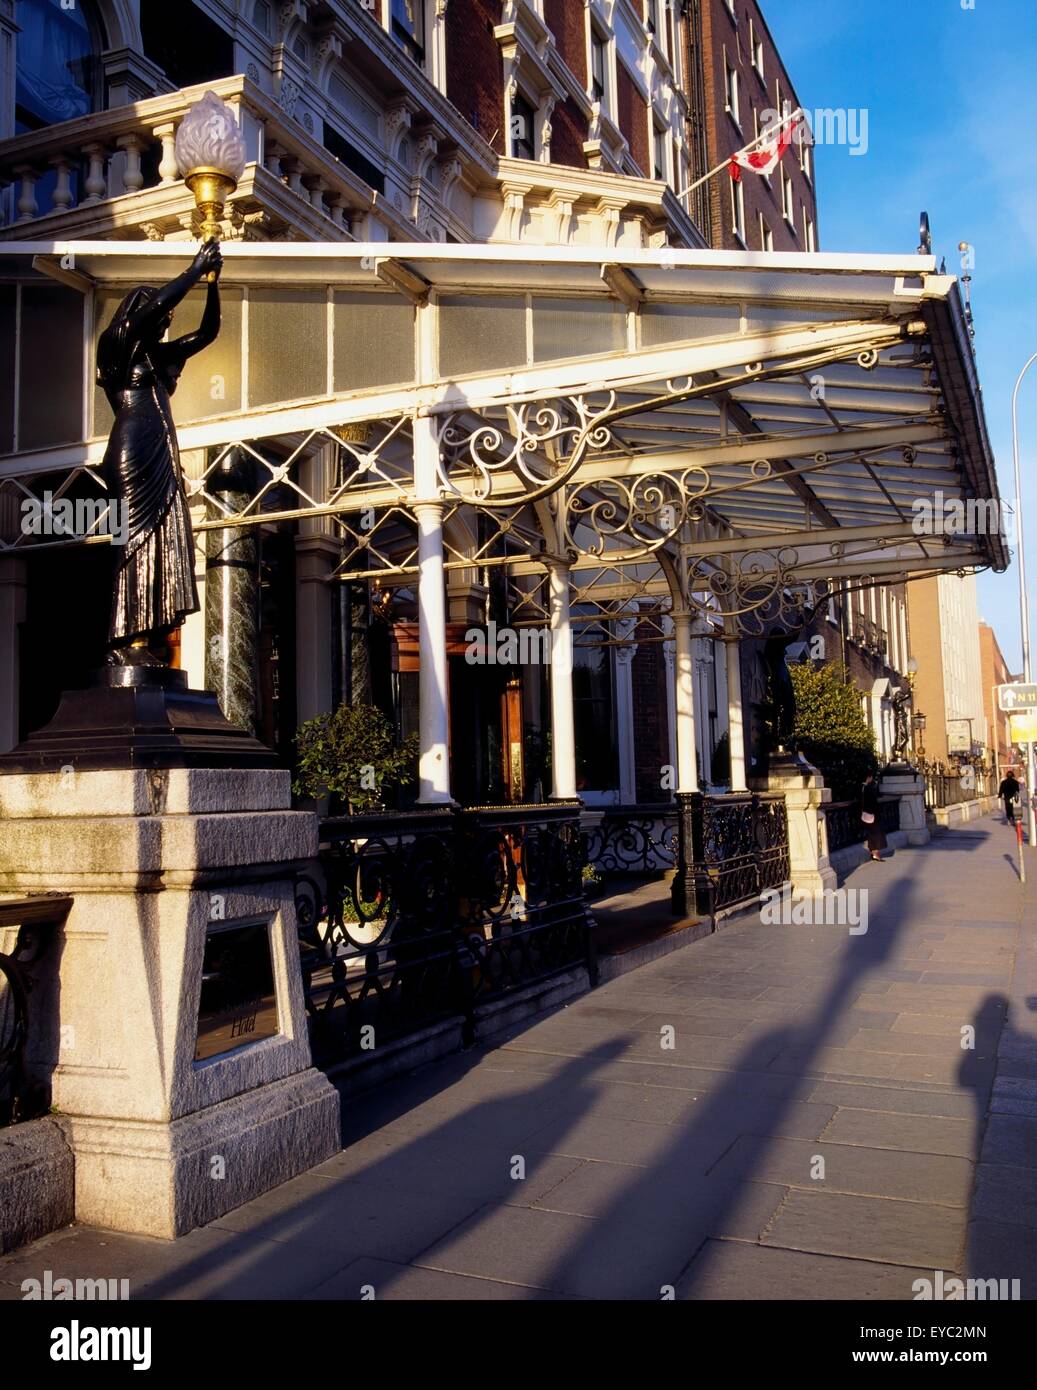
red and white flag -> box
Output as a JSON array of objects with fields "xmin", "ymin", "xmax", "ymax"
[{"xmin": 729, "ymin": 112, "xmax": 803, "ymax": 181}]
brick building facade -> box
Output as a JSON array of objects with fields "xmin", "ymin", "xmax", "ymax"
[
  {"xmin": 689, "ymin": 0, "xmax": 817, "ymax": 251},
  {"xmin": 980, "ymin": 620, "xmax": 1017, "ymax": 775}
]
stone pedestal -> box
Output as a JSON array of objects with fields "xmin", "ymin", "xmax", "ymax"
[
  {"xmin": 0, "ymin": 767, "xmax": 340, "ymax": 1238},
  {"xmin": 759, "ymin": 754, "xmax": 837, "ymax": 897},
  {"xmin": 880, "ymin": 768, "xmax": 930, "ymax": 846}
]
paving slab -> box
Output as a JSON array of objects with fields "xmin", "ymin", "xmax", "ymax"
[
  {"xmin": 307, "ymin": 1256, "xmax": 560, "ymax": 1300},
  {"xmin": 818, "ymin": 1108, "xmax": 978, "ymax": 1158},
  {"xmin": 678, "ymin": 1238, "xmax": 934, "ymax": 1300},
  {"xmin": 965, "ymin": 1218, "xmax": 1037, "ymax": 1299},
  {"xmin": 714, "ymin": 1134, "xmax": 974, "ymax": 1205},
  {"xmin": 760, "ymin": 1189, "xmax": 964, "ymax": 1271},
  {"xmin": 970, "ymin": 1163, "xmax": 1037, "ymax": 1230}
]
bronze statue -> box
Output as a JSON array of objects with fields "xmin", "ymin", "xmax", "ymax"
[
  {"xmin": 96, "ymin": 240, "xmax": 223, "ymax": 665},
  {"xmin": 889, "ymin": 683, "xmax": 912, "ymax": 764}
]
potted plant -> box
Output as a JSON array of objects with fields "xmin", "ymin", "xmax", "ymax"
[{"xmin": 293, "ymin": 703, "xmax": 419, "ymax": 814}]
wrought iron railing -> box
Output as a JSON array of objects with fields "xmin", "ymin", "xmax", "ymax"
[
  {"xmin": 671, "ymin": 792, "xmax": 790, "ymax": 919},
  {"xmin": 296, "ymin": 802, "xmax": 592, "ymax": 1068},
  {"xmin": 0, "ymin": 893, "xmax": 71, "ymax": 1127},
  {"xmin": 822, "ymin": 796, "xmax": 899, "ymax": 854},
  {"xmin": 921, "ymin": 763, "xmax": 992, "ymax": 810},
  {"xmin": 581, "ymin": 805, "xmax": 678, "ymax": 886}
]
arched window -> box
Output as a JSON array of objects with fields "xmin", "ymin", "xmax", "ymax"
[{"xmin": 15, "ymin": 0, "xmax": 105, "ymax": 131}]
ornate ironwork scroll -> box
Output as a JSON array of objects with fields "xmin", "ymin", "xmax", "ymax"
[
  {"xmin": 582, "ymin": 807, "xmax": 678, "ymax": 880},
  {"xmin": 672, "ymin": 792, "xmax": 790, "ymax": 919},
  {"xmin": 296, "ymin": 803, "xmax": 592, "ymax": 1065}
]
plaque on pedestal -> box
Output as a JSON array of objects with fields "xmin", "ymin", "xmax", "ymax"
[{"xmin": 195, "ymin": 919, "xmax": 280, "ymax": 1062}]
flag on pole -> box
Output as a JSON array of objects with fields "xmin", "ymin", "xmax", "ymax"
[{"xmin": 728, "ymin": 112, "xmax": 803, "ymax": 181}]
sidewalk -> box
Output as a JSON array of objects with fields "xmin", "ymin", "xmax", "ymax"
[{"xmin": 1, "ymin": 812, "xmax": 1034, "ymax": 1301}]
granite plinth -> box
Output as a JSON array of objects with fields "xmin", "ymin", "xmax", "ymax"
[{"xmin": 0, "ymin": 666, "xmax": 278, "ymax": 773}]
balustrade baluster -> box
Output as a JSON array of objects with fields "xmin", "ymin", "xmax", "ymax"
[
  {"xmin": 153, "ymin": 123, "xmax": 179, "ymax": 184},
  {"xmin": 116, "ymin": 134, "xmax": 145, "ymax": 194},
  {"xmin": 49, "ymin": 156, "xmax": 73, "ymax": 210},
  {"xmin": 14, "ymin": 166, "xmax": 37, "ymax": 221},
  {"xmin": 81, "ymin": 144, "xmax": 108, "ymax": 204}
]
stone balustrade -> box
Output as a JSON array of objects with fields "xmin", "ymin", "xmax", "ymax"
[{"xmin": 0, "ymin": 75, "xmax": 422, "ymax": 244}]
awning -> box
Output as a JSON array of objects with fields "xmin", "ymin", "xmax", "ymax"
[{"xmin": 0, "ymin": 241, "xmax": 1007, "ymax": 623}]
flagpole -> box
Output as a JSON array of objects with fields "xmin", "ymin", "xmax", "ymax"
[{"xmin": 673, "ymin": 108, "xmax": 805, "ymax": 204}]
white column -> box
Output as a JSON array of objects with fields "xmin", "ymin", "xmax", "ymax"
[
  {"xmin": 694, "ymin": 632, "xmax": 714, "ymax": 782},
  {"xmin": 614, "ymin": 615, "xmax": 637, "ymax": 803},
  {"xmin": 614, "ymin": 648, "xmax": 636, "ymax": 804},
  {"xmin": 548, "ymin": 559, "xmax": 577, "ymax": 800},
  {"xmin": 295, "ymin": 446, "xmax": 337, "ymax": 724},
  {"xmin": 726, "ymin": 638, "xmax": 747, "ymax": 791},
  {"xmin": 663, "ymin": 633, "xmax": 677, "ymax": 785},
  {"xmin": 673, "ymin": 610, "xmax": 698, "ymax": 793},
  {"xmin": 413, "ymin": 414, "xmax": 451, "ymax": 805}
]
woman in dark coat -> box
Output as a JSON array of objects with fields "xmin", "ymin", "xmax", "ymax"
[
  {"xmin": 860, "ymin": 771, "xmax": 886, "ymax": 862},
  {"xmin": 97, "ymin": 239, "xmax": 223, "ymax": 663}
]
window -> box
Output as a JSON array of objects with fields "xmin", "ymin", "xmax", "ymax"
[
  {"xmin": 724, "ymin": 0, "xmax": 737, "ymax": 20},
  {"xmin": 749, "ymin": 18, "xmax": 764, "ymax": 77},
  {"xmin": 646, "ymin": 0, "xmax": 660, "ymax": 35},
  {"xmin": 591, "ymin": 29, "xmax": 607, "ymax": 103},
  {"xmin": 14, "ymin": 0, "xmax": 104, "ymax": 130},
  {"xmin": 510, "ymin": 91, "xmax": 536, "ymax": 160},
  {"xmin": 653, "ymin": 123, "xmax": 667, "ymax": 180},
  {"xmin": 725, "ymin": 58, "xmax": 740, "ymax": 126},
  {"xmin": 141, "ymin": 0, "xmax": 234, "ymax": 91},
  {"xmin": 573, "ymin": 640, "xmax": 618, "ymax": 792},
  {"xmin": 730, "ymin": 175, "xmax": 745, "ymax": 244},
  {"xmin": 391, "ymin": 0, "xmax": 425, "ymax": 64},
  {"xmin": 799, "ymin": 134, "xmax": 812, "ymax": 181},
  {"xmin": 781, "ymin": 166, "xmax": 795, "ymax": 226},
  {"xmin": 758, "ymin": 214, "xmax": 774, "ymax": 252},
  {"xmin": 805, "ymin": 212, "xmax": 816, "ymax": 251},
  {"xmin": 324, "ymin": 121, "xmax": 386, "ymax": 195}
]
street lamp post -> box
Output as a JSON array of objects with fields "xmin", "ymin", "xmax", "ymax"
[{"xmin": 1011, "ymin": 353, "xmax": 1037, "ymax": 849}]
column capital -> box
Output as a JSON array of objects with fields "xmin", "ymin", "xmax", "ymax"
[{"xmin": 412, "ymin": 498, "xmax": 447, "ymax": 519}]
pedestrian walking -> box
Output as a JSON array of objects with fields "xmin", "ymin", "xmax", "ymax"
[
  {"xmin": 999, "ymin": 770, "xmax": 1021, "ymax": 825},
  {"xmin": 861, "ymin": 770, "xmax": 887, "ymax": 862}
]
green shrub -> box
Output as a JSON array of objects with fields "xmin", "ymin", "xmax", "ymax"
[
  {"xmin": 789, "ymin": 663, "xmax": 877, "ymax": 800},
  {"xmin": 293, "ymin": 703, "xmax": 418, "ymax": 812}
]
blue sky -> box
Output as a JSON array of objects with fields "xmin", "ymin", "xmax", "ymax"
[{"xmin": 764, "ymin": 0, "xmax": 1033, "ymax": 671}]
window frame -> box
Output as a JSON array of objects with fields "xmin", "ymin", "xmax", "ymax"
[
  {"xmin": 389, "ymin": 0, "xmax": 427, "ymax": 67},
  {"xmin": 590, "ymin": 24, "xmax": 609, "ymax": 107},
  {"xmin": 781, "ymin": 166, "xmax": 795, "ymax": 229},
  {"xmin": 725, "ymin": 55, "xmax": 740, "ymax": 128},
  {"xmin": 729, "ymin": 174, "xmax": 746, "ymax": 246},
  {"xmin": 509, "ymin": 88, "xmax": 538, "ymax": 161},
  {"xmin": 749, "ymin": 18, "xmax": 764, "ymax": 80}
]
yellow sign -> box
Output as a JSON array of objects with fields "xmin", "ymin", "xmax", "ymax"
[{"xmin": 1010, "ymin": 711, "xmax": 1037, "ymax": 743}]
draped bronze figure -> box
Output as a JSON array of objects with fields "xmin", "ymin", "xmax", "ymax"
[{"xmin": 96, "ymin": 239, "xmax": 223, "ymax": 664}]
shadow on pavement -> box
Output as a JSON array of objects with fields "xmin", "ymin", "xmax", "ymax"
[{"xmin": 531, "ymin": 876, "xmax": 924, "ymax": 1298}]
